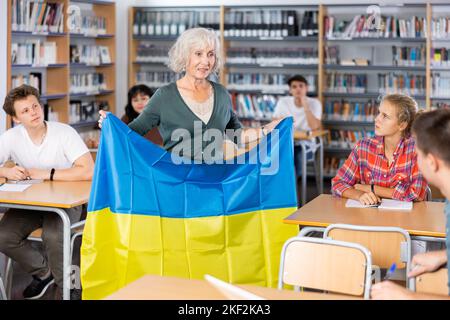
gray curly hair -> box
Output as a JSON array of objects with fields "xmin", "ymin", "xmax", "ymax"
[{"xmin": 168, "ymin": 28, "xmax": 222, "ymax": 75}]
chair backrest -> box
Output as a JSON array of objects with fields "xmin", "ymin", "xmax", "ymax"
[
  {"xmin": 324, "ymin": 224, "xmax": 411, "ymax": 269},
  {"xmin": 278, "ymin": 236, "xmax": 372, "ymax": 299},
  {"xmin": 416, "ymin": 268, "xmax": 448, "ymax": 295}
]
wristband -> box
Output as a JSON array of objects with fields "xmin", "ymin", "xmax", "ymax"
[
  {"xmin": 370, "ymin": 183, "xmax": 375, "ymax": 194},
  {"xmin": 50, "ymin": 168, "xmax": 55, "ymax": 181}
]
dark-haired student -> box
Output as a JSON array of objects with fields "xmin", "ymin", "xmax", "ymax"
[
  {"xmin": 272, "ymin": 75, "xmax": 322, "ymax": 180},
  {"xmin": 0, "ymin": 85, "xmax": 94, "ymax": 300},
  {"xmin": 371, "ymin": 108, "xmax": 450, "ymax": 299},
  {"xmin": 121, "ymin": 84, "xmax": 162, "ymax": 145},
  {"xmin": 331, "ymin": 94, "xmax": 428, "ymax": 205}
]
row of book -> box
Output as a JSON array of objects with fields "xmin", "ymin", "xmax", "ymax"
[
  {"xmin": 392, "ymin": 45, "xmax": 426, "ymax": 66},
  {"xmin": 70, "ymin": 73, "xmax": 107, "ymax": 95},
  {"xmin": 11, "ymin": 40, "xmax": 57, "ymax": 66},
  {"xmin": 70, "ymin": 45, "xmax": 111, "ymax": 65},
  {"xmin": 432, "ymin": 102, "xmax": 450, "ymax": 110},
  {"xmin": 11, "ymin": 73, "xmax": 42, "ymax": 93},
  {"xmin": 324, "ymin": 129, "xmax": 375, "ymax": 149},
  {"xmin": 431, "ymin": 17, "xmax": 450, "ymax": 39},
  {"xmin": 79, "ymin": 130, "xmax": 100, "ymax": 149},
  {"xmin": 223, "ymin": 10, "xmax": 318, "ymax": 38},
  {"xmin": 325, "ymin": 15, "xmax": 426, "ymax": 39},
  {"xmin": 136, "ymin": 44, "xmax": 169, "ymax": 64},
  {"xmin": 11, "ymin": 0, "xmax": 64, "ymax": 33},
  {"xmin": 133, "ymin": 10, "xmax": 220, "ymax": 36},
  {"xmin": 70, "ymin": 14, "xmax": 107, "ymax": 36},
  {"xmin": 432, "ymin": 74, "xmax": 450, "ymax": 97},
  {"xmin": 227, "ymin": 73, "xmax": 316, "ymax": 93},
  {"xmin": 324, "ymin": 100, "xmax": 378, "ymax": 122},
  {"xmin": 324, "ymin": 45, "xmax": 426, "ymax": 66},
  {"xmin": 69, "ymin": 100, "xmax": 109, "ymax": 125},
  {"xmin": 326, "ymin": 73, "xmax": 367, "ymax": 93},
  {"xmin": 378, "ymin": 73, "xmax": 426, "ymax": 96},
  {"xmin": 230, "ymin": 93, "xmax": 278, "ymax": 120},
  {"xmin": 432, "ymin": 48, "xmax": 450, "ymax": 67},
  {"xmin": 135, "ymin": 71, "xmax": 179, "ymax": 88},
  {"xmin": 226, "ymin": 47, "xmax": 318, "ymax": 66}
]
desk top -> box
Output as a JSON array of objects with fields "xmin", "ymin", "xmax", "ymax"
[
  {"xmin": 284, "ymin": 194, "xmax": 446, "ymax": 238},
  {"xmin": 0, "ymin": 181, "xmax": 91, "ymax": 209},
  {"xmin": 294, "ymin": 130, "xmax": 329, "ymax": 141},
  {"xmin": 105, "ymin": 275, "xmax": 358, "ymax": 300}
]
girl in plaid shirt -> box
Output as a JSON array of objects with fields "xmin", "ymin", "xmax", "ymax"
[{"xmin": 331, "ymin": 94, "xmax": 428, "ymax": 205}]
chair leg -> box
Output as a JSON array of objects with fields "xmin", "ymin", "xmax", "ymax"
[
  {"xmin": 0, "ymin": 276, "xmax": 7, "ymax": 300},
  {"xmin": 5, "ymin": 257, "xmax": 13, "ymax": 300},
  {"xmin": 371, "ymin": 265, "xmax": 381, "ymax": 283}
]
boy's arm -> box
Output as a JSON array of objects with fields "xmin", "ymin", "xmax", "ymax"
[{"xmin": 28, "ymin": 152, "xmax": 94, "ymax": 181}]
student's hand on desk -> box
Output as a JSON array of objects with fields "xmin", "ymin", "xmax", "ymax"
[
  {"xmin": 2, "ymin": 166, "xmax": 30, "ymax": 181},
  {"xmin": 408, "ymin": 251, "xmax": 447, "ymax": 278},
  {"xmin": 358, "ymin": 191, "xmax": 381, "ymax": 205},
  {"xmin": 371, "ymin": 281, "xmax": 414, "ymax": 300},
  {"xmin": 98, "ymin": 110, "xmax": 107, "ymax": 128}
]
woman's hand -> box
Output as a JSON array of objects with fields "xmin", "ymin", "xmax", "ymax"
[
  {"xmin": 263, "ymin": 118, "xmax": 284, "ymax": 135},
  {"xmin": 98, "ymin": 110, "xmax": 107, "ymax": 128}
]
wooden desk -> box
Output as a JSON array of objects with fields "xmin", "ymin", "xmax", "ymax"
[
  {"xmin": 294, "ymin": 129, "xmax": 329, "ymax": 141},
  {"xmin": 284, "ymin": 194, "xmax": 446, "ymax": 238},
  {"xmin": 0, "ymin": 181, "xmax": 92, "ymax": 300},
  {"xmin": 0, "ymin": 181, "xmax": 91, "ymax": 208},
  {"xmin": 293, "ymin": 130, "xmax": 329, "ymax": 206},
  {"xmin": 105, "ymin": 275, "xmax": 359, "ymax": 300}
]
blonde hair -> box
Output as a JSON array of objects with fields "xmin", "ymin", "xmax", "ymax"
[
  {"xmin": 168, "ymin": 28, "xmax": 222, "ymax": 75},
  {"xmin": 381, "ymin": 94, "xmax": 419, "ymax": 137}
]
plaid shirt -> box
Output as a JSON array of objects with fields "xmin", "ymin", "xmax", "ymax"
[{"xmin": 331, "ymin": 136, "xmax": 427, "ymax": 202}]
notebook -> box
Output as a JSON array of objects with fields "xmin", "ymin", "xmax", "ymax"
[
  {"xmin": 204, "ymin": 275, "xmax": 265, "ymax": 300},
  {"xmin": 345, "ymin": 198, "xmax": 413, "ymax": 211}
]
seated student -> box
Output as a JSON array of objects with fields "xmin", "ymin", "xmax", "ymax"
[
  {"xmin": 0, "ymin": 85, "xmax": 94, "ymax": 299},
  {"xmin": 121, "ymin": 84, "xmax": 162, "ymax": 145},
  {"xmin": 272, "ymin": 75, "xmax": 322, "ymax": 180},
  {"xmin": 371, "ymin": 108, "xmax": 450, "ymax": 299},
  {"xmin": 331, "ymin": 94, "xmax": 428, "ymax": 205}
]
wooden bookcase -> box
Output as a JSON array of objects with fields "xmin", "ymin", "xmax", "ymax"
[
  {"xmin": 6, "ymin": 0, "xmax": 116, "ymax": 146},
  {"xmin": 126, "ymin": 3, "xmax": 450, "ymax": 183}
]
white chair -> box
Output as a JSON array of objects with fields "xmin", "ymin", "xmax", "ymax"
[
  {"xmin": 324, "ymin": 224, "xmax": 413, "ymax": 289},
  {"xmin": 278, "ymin": 236, "xmax": 373, "ymax": 299}
]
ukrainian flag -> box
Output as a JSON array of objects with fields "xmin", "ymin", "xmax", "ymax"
[{"xmin": 80, "ymin": 114, "xmax": 298, "ymax": 299}]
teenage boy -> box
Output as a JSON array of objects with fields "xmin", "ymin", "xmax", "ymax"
[
  {"xmin": 0, "ymin": 85, "xmax": 94, "ymax": 299},
  {"xmin": 371, "ymin": 108, "xmax": 450, "ymax": 299},
  {"xmin": 272, "ymin": 75, "xmax": 322, "ymax": 181}
]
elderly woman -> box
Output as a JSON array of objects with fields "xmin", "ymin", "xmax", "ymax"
[{"xmin": 99, "ymin": 27, "xmax": 279, "ymax": 160}]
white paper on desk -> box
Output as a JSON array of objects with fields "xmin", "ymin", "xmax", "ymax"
[
  {"xmin": 378, "ymin": 199, "xmax": 413, "ymax": 211},
  {"xmin": 0, "ymin": 184, "xmax": 32, "ymax": 192},
  {"xmin": 345, "ymin": 199, "xmax": 379, "ymax": 208}
]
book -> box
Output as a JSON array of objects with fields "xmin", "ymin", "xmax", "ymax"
[{"xmin": 346, "ymin": 198, "xmax": 413, "ymax": 210}]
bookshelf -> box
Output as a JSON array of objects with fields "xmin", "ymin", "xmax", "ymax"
[
  {"xmin": 7, "ymin": 0, "xmax": 116, "ymax": 153},
  {"xmin": 126, "ymin": 3, "xmax": 448, "ymax": 180}
]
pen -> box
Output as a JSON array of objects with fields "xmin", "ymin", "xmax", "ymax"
[{"xmin": 383, "ymin": 263, "xmax": 397, "ymax": 281}]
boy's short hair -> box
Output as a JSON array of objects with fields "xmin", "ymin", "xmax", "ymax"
[
  {"xmin": 2, "ymin": 85, "xmax": 40, "ymax": 117},
  {"xmin": 412, "ymin": 108, "xmax": 450, "ymax": 166},
  {"xmin": 287, "ymin": 75, "xmax": 308, "ymax": 87}
]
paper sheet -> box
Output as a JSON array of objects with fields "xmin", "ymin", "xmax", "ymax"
[
  {"xmin": 345, "ymin": 198, "xmax": 413, "ymax": 211},
  {"xmin": 0, "ymin": 184, "xmax": 32, "ymax": 192}
]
